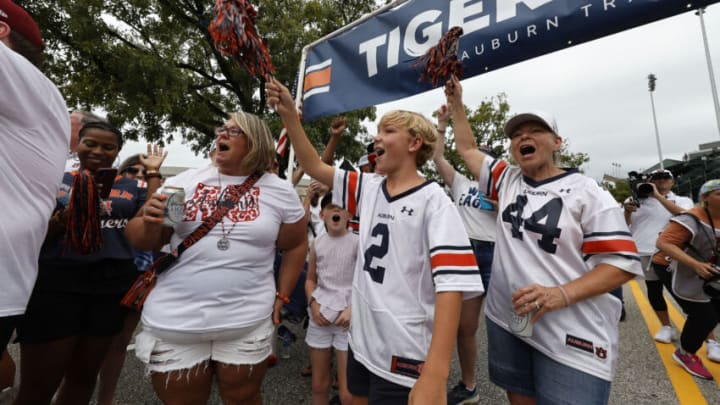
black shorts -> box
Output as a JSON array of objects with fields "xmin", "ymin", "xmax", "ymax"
[
  {"xmin": 15, "ymin": 259, "xmax": 136, "ymax": 343},
  {"xmin": 0, "ymin": 315, "xmax": 21, "ymax": 349},
  {"xmin": 347, "ymin": 347, "xmax": 411, "ymax": 404}
]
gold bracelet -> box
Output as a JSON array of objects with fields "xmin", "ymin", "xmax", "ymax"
[
  {"xmin": 557, "ymin": 285, "xmax": 571, "ymax": 307},
  {"xmin": 145, "ymin": 169, "xmax": 160, "ymax": 175}
]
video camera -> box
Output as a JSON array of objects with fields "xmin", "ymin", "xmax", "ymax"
[{"xmin": 627, "ymin": 171, "xmax": 654, "ymax": 203}]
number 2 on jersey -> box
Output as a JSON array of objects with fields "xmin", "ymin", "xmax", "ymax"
[
  {"xmin": 501, "ymin": 196, "xmax": 563, "ymax": 253},
  {"xmin": 363, "ymin": 223, "xmax": 389, "ymax": 283}
]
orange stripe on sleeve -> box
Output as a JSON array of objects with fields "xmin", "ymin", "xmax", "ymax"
[
  {"xmin": 431, "ymin": 252, "xmax": 477, "ymax": 269},
  {"xmin": 303, "ymin": 67, "xmax": 332, "ymax": 92},
  {"xmin": 489, "ymin": 160, "xmax": 507, "ymax": 201},
  {"xmin": 346, "ymin": 171, "xmax": 358, "ymax": 215},
  {"xmin": 582, "ymin": 239, "xmax": 638, "ymax": 254}
]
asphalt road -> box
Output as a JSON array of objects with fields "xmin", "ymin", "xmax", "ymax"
[{"xmin": 3, "ymin": 281, "xmax": 720, "ymax": 404}]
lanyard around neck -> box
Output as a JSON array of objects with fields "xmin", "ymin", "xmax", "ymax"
[{"xmin": 703, "ymin": 207, "xmax": 719, "ymax": 259}]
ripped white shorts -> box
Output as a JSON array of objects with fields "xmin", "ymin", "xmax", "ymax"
[{"xmin": 134, "ymin": 318, "xmax": 274, "ymax": 374}]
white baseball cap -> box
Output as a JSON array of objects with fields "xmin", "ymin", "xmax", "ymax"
[
  {"xmin": 358, "ymin": 155, "xmax": 370, "ymax": 167},
  {"xmin": 504, "ymin": 112, "xmax": 558, "ymax": 138},
  {"xmin": 649, "ymin": 169, "xmax": 674, "ymax": 180}
]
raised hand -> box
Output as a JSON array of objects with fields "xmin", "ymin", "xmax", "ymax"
[
  {"xmin": 329, "ymin": 117, "xmax": 347, "ymax": 136},
  {"xmin": 139, "ymin": 143, "xmax": 168, "ymax": 172},
  {"xmin": 444, "ymin": 75, "xmax": 463, "ymax": 113},
  {"xmin": 265, "ymin": 78, "xmax": 296, "ymax": 117},
  {"xmin": 308, "ymin": 180, "xmax": 326, "ymax": 197},
  {"xmin": 436, "ymin": 104, "xmax": 451, "ymax": 128}
]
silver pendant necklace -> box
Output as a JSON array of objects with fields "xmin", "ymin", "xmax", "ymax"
[
  {"xmin": 217, "ymin": 237, "xmax": 230, "ymax": 251},
  {"xmin": 217, "ymin": 171, "xmax": 235, "ymax": 251}
]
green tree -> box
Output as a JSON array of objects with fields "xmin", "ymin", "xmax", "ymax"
[
  {"xmin": 558, "ymin": 139, "xmax": 590, "ymax": 170},
  {"xmin": 18, "ymin": 0, "xmax": 376, "ymax": 172},
  {"xmin": 425, "ymin": 94, "xmax": 590, "ymax": 182},
  {"xmin": 604, "ymin": 178, "xmax": 632, "ymax": 203}
]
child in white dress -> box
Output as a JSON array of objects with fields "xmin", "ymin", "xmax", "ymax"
[{"xmin": 305, "ymin": 194, "xmax": 358, "ymax": 405}]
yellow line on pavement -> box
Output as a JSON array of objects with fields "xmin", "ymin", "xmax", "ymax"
[
  {"xmin": 665, "ymin": 291, "xmax": 720, "ymax": 385},
  {"xmin": 628, "ymin": 280, "xmax": 707, "ymax": 405}
]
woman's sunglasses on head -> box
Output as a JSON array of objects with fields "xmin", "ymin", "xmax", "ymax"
[{"xmin": 122, "ymin": 167, "xmax": 146, "ymax": 176}]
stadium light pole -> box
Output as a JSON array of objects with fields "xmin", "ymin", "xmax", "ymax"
[
  {"xmin": 648, "ymin": 74, "xmax": 664, "ymax": 170},
  {"xmin": 696, "ymin": 8, "xmax": 720, "ymax": 138}
]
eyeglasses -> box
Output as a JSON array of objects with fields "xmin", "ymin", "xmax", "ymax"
[
  {"xmin": 215, "ymin": 126, "xmax": 244, "ymax": 137},
  {"xmin": 123, "ymin": 167, "xmax": 146, "ymax": 176}
]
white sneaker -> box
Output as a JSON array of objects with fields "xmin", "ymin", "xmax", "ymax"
[
  {"xmin": 0, "ymin": 387, "xmax": 17, "ymax": 405},
  {"xmin": 672, "ymin": 327, "xmax": 680, "ymax": 341},
  {"xmin": 707, "ymin": 339, "xmax": 720, "ymax": 363},
  {"xmin": 654, "ymin": 325, "xmax": 678, "ymax": 343}
]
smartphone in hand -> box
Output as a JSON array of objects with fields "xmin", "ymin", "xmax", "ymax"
[{"xmin": 95, "ymin": 168, "xmax": 118, "ymax": 199}]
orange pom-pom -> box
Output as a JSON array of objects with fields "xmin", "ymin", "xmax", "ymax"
[
  {"xmin": 414, "ymin": 26, "xmax": 464, "ymax": 87},
  {"xmin": 208, "ymin": 0, "xmax": 276, "ymax": 80}
]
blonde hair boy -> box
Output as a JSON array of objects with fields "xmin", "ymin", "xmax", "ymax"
[
  {"xmin": 378, "ymin": 110, "xmax": 437, "ymax": 167},
  {"xmin": 266, "ymin": 79, "xmax": 483, "ymax": 404}
]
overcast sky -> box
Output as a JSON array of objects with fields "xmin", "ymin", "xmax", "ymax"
[{"xmin": 121, "ymin": 4, "xmax": 720, "ymax": 182}]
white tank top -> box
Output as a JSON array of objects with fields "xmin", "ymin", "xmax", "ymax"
[{"xmin": 312, "ymin": 232, "xmax": 358, "ymax": 318}]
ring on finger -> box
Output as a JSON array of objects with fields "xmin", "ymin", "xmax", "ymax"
[{"xmin": 534, "ymin": 301, "xmax": 541, "ymax": 310}]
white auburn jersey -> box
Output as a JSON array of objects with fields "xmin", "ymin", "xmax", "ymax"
[
  {"xmin": 333, "ymin": 170, "xmax": 484, "ymax": 388},
  {"xmin": 480, "ymin": 159, "xmax": 642, "ymax": 381}
]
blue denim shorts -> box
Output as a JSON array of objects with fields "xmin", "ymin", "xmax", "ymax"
[
  {"xmin": 486, "ymin": 318, "xmax": 611, "ymax": 405},
  {"xmin": 469, "ymin": 239, "xmax": 494, "ymax": 291}
]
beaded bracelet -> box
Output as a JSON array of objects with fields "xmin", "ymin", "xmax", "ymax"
[
  {"xmin": 275, "ymin": 291, "xmax": 290, "ymax": 304},
  {"xmin": 144, "ymin": 172, "xmax": 162, "ymax": 180}
]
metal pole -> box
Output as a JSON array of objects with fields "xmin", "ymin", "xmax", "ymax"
[
  {"xmin": 649, "ymin": 91, "xmax": 665, "ymax": 170},
  {"xmin": 697, "ymin": 8, "xmax": 720, "ymax": 138},
  {"xmin": 284, "ymin": 48, "xmax": 309, "ymax": 182},
  {"xmin": 648, "ymin": 74, "xmax": 664, "ymax": 170}
]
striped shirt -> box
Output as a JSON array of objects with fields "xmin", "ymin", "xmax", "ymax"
[
  {"xmin": 479, "ymin": 159, "xmax": 642, "ymax": 381},
  {"xmin": 332, "ymin": 170, "xmax": 484, "ymax": 388}
]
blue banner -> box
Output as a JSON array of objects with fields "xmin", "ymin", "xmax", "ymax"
[{"xmin": 301, "ymin": 0, "xmax": 719, "ymax": 122}]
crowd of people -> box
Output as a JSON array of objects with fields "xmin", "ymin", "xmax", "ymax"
[{"xmin": 3, "ymin": 2, "xmax": 720, "ymax": 405}]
